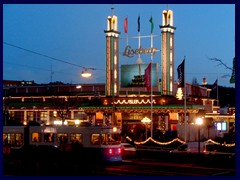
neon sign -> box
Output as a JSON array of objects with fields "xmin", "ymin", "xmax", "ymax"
[
  {"xmin": 123, "ymin": 45, "xmax": 157, "ymax": 58},
  {"xmin": 114, "ymin": 99, "xmax": 156, "ymax": 105}
]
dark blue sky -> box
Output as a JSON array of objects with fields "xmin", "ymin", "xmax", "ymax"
[{"xmin": 3, "ymin": 4, "xmax": 235, "ymax": 87}]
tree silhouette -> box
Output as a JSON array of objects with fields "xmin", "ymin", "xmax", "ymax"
[
  {"xmin": 208, "ymin": 57, "xmax": 235, "ymax": 84},
  {"xmin": 50, "ymin": 96, "xmax": 80, "ymax": 125}
]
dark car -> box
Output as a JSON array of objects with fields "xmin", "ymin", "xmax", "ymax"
[{"xmin": 121, "ymin": 143, "xmax": 136, "ymax": 158}]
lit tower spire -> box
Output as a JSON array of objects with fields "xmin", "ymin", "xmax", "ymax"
[
  {"xmin": 104, "ymin": 8, "xmax": 120, "ymax": 97},
  {"xmin": 160, "ymin": 10, "xmax": 176, "ymax": 95}
]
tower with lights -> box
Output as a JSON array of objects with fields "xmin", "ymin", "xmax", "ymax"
[
  {"xmin": 160, "ymin": 10, "xmax": 176, "ymax": 95},
  {"xmin": 104, "ymin": 10, "xmax": 120, "ymax": 97}
]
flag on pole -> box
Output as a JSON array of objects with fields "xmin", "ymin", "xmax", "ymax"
[
  {"xmin": 149, "ymin": 16, "xmax": 154, "ymax": 34},
  {"xmin": 137, "ymin": 16, "xmax": 140, "ymax": 32},
  {"xmin": 212, "ymin": 79, "xmax": 218, "ymax": 91},
  {"xmin": 177, "ymin": 59, "xmax": 185, "ymax": 88},
  {"xmin": 124, "ymin": 17, "xmax": 128, "ymax": 33},
  {"xmin": 144, "ymin": 63, "xmax": 151, "ymax": 91}
]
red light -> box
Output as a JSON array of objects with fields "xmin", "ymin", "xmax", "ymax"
[
  {"xmin": 118, "ymin": 148, "xmax": 121, "ymax": 154},
  {"xmin": 109, "ymin": 148, "xmax": 113, "ymax": 154}
]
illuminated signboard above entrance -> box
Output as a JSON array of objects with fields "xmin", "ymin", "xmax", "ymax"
[
  {"xmin": 123, "ymin": 45, "xmax": 157, "ymax": 58},
  {"xmin": 114, "ymin": 99, "xmax": 156, "ymax": 105}
]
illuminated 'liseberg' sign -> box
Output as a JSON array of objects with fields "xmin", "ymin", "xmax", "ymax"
[{"xmin": 123, "ymin": 45, "xmax": 157, "ymax": 58}]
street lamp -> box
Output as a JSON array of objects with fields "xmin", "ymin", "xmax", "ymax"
[
  {"xmin": 196, "ymin": 117, "xmax": 203, "ymax": 154},
  {"xmin": 81, "ymin": 69, "xmax": 92, "ymax": 78},
  {"xmin": 141, "ymin": 117, "xmax": 151, "ymax": 140}
]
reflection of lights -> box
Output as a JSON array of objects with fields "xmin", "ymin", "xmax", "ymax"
[
  {"xmin": 141, "ymin": 117, "xmax": 151, "ymax": 123},
  {"xmin": 76, "ymin": 85, "xmax": 82, "ymax": 89},
  {"xmin": 195, "ymin": 117, "xmax": 203, "ymax": 155},
  {"xmin": 141, "ymin": 117, "xmax": 151, "ymax": 140},
  {"xmin": 81, "ymin": 70, "xmax": 92, "ymax": 78},
  {"xmin": 196, "ymin": 117, "xmax": 203, "ymax": 125},
  {"xmin": 113, "ymin": 127, "xmax": 117, "ymax": 132},
  {"xmin": 103, "ymin": 99, "xmax": 108, "ymax": 105},
  {"xmin": 54, "ymin": 120, "xmax": 68, "ymax": 125},
  {"xmin": 75, "ymin": 119, "xmax": 80, "ymax": 125}
]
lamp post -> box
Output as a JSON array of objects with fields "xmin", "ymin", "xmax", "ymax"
[
  {"xmin": 196, "ymin": 117, "xmax": 203, "ymax": 154},
  {"xmin": 141, "ymin": 117, "xmax": 151, "ymax": 140}
]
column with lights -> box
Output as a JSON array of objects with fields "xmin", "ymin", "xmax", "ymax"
[
  {"xmin": 104, "ymin": 12, "xmax": 120, "ymax": 97},
  {"xmin": 160, "ymin": 10, "xmax": 176, "ymax": 95}
]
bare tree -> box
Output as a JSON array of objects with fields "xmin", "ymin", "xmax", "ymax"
[
  {"xmin": 208, "ymin": 57, "xmax": 233, "ymax": 71},
  {"xmin": 50, "ymin": 96, "xmax": 80, "ymax": 125},
  {"xmin": 208, "ymin": 57, "xmax": 235, "ymax": 83}
]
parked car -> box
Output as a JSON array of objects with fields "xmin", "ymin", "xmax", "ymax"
[
  {"xmin": 121, "ymin": 143, "xmax": 136, "ymax": 158},
  {"xmin": 169, "ymin": 142, "xmax": 217, "ymax": 154}
]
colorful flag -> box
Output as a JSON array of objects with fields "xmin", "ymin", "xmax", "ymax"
[
  {"xmin": 177, "ymin": 59, "xmax": 185, "ymax": 88},
  {"xmin": 212, "ymin": 79, "xmax": 218, "ymax": 91},
  {"xmin": 137, "ymin": 16, "xmax": 140, "ymax": 32},
  {"xmin": 124, "ymin": 17, "xmax": 128, "ymax": 33},
  {"xmin": 149, "ymin": 16, "xmax": 154, "ymax": 34},
  {"xmin": 144, "ymin": 63, "xmax": 151, "ymax": 91}
]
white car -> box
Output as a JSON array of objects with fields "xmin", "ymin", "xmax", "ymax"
[{"xmin": 170, "ymin": 142, "xmax": 216, "ymax": 154}]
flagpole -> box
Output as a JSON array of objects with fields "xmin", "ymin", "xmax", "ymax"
[
  {"xmin": 126, "ymin": 34, "xmax": 129, "ymax": 64},
  {"xmin": 138, "ymin": 15, "xmax": 141, "ymax": 60},
  {"xmin": 217, "ymin": 78, "xmax": 219, "ymax": 106},
  {"xmin": 124, "ymin": 17, "xmax": 129, "ymax": 64},
  {"xmin": 150, "ymin": 33, "xmax": 153, "ymax": 138},
  {"xmin": 184, "ymin": 57, "xmax": 187, "ymax": 142}
]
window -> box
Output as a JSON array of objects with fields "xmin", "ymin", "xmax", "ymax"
[
  {"xmin": 3, "ymin": 133, "xmax": 7, "ymax": 145},
  {"xmin": 31, "ymin": 132, "xmax": 41, "ymax": 142},
  {"xmin": 102, "ymin": 133, "xmax": 121, "ymax": 145},
  {"xmin": 91, "ymin": 133, "xmax": 121, "ymax": 145},
  {"xmin": 3, "ymin": 133, "xmax": 23, "ymax": 147},
  {"xmin": 91, "ymin": 134, "xmax": 101, "ymax": 145},
  {"xmin": 73, "ymin": 111, "xmax": 87, "ymax": 120},
  {"xmin": 40, "ymin": 112, "xmax": 48, "ymax": 121},
  {"xmin": 14, "ymin": 111, "xmax": 24, "ymax": 122},
  {"xmin": 27, "ymin": 111, "xmax": 34, "ymax": 121},
  {"xmin": 15, "ymin": 134, "xmax": 23, "ymax": 146},
  {"xmin": 57, "ymin": 133, "xmax": 68, "ymax": 143},
  {"xmin": 70, "ymin": 133, "xmax": 82, "ymax": 144},
  {"xmin": 216, "ymin": 122, "xmax": 227, "ymax": 131},
  {"xmin": 128, "ymin": 113, "xmax": 144, "ymax": 120},
  {"xmin": 44, "ymin": 133, "xmax": 54, "ymax": 142}
]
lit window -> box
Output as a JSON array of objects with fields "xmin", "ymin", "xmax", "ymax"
[{"xmin": 216, "ymin": 122, "xmax": 227, "ymax": 131}]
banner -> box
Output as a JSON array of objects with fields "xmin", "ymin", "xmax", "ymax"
[
  {"xmin": 212, "ymin": 79, "xmax": 218, "ymax": 91},
  {"xmin": 137, "ymin": 16, "xmax": 140, "ymax": 32},
  {"xmin": 124, "ymin": 17, "xmax": 128, "ymax": 33},
  {"xmin": 149, "ymin": 16, "xmax": 154, "ymax": 34},
  {"xmin": 177, "ymin": 59, "xmax": 185, "ymax": 88},
  {"xmin": 144, "ymin": 63, "xmax": 151, "ymax": 91}
]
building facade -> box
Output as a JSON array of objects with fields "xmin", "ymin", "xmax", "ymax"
[
  {"xmin": 3, "ymin": 8, "xmax": 235, "ymax": 142},
  {"xmin": 4, "ymin": 80, "xmax": 235, "ymax": 141}
]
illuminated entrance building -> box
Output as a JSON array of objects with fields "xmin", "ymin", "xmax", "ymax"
[
  {"xmin": 160, "ymin": 10, "xmax": 176, "ymax": 95},
  {"xmin": 4, "ymin": 8, "xmax": 232, "ymax": 142}
]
